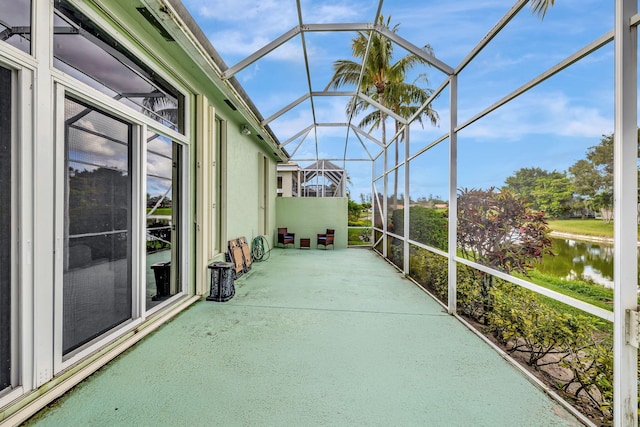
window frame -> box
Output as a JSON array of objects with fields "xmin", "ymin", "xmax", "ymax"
[{"xmin": 0, "ymin": 57, "xmax": 34, "ymax": 407}]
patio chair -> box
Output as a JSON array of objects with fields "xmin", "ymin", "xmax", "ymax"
[
  {"xmin": 277, "ymin": 227, "xmax": 295, "ymax": 248},
  {"xmin": 317, "ymin": 228, "xmax": 335, "ymax": 249}
]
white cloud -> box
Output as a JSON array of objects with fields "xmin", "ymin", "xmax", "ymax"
[
  {"xmin": 189, "ymin": 0, "xmax": 297, "ymax": 28},
  {"xmin": 459, "ymin": 91, "xmax": 612, "ymax": 140},
  {"xmin": 303, "ymin": 3, "xmax": 363, "ymax": 23},
  {"xmin": 208, "ymin": 30, "xmax": 304, "ymax": 62}
]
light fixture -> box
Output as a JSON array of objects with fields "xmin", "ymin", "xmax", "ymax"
[{"xmin": 241, "ymin": 124, "xmax": 251, "ymax": 135}]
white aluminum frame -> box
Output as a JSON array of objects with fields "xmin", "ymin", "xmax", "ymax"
[
  {"xmin": 613, "ymin": 0, "xmax": 638, "ymax": 424},
  {"xmin": 0, "ymin": 52, "xmax": 35, "ymax": 407}
]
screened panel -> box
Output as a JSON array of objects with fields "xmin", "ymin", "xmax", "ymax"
[
  {"xmin": 373, "ymin": 178, "xmax": 383, "ymax": 230},
  {"xmin": 409, "ymin": 245, "xmax": 447, "ymax": 305},
  {"xmin": 388, "ymin": 236, "xmax": 404, "ymax": 271},
  {"xmin": 457, "ymin": 55, "xmax": 614, "ymax": 276},
  {"xmin": 374, "ymin": 229, "xmax": 383, "ymax": 253},
  {"xmin": 373, "ymin": 153, "xmax": 384, "ymax": 180},
  {"xmin": 409, "ymin": 85, "xmax": 450, "ymax": 158},
  {"xmin": 0, "ymin": 66, "xmax": 12, "ymax": 389},
  {"xmin": 0, "ymin": 0, "xmax": 31, "ymax": 54},
  {"xmin": 387, "ymin": 165, "xmax": 404, "ymax": 237},
  {"xmin": 63, "ymin": 97, "xmax": 132, "ymax": 355},
  {"xmin": 409, "ymin": 139, "xmax": 449, "ymax": 251}
]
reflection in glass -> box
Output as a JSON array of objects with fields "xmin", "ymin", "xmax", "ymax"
[
  {"xmin": 53, "ymin": 0, "xmax": 183, "ymax": 133},
  {"xmin": 146, "ymin": 131, "xmax": 180, "ymax": 310},
  {"xmin": 0, "ymin": 67, "xmax": 12, "ymax": 389},
  {"xmin": 537, "ymin": 237, "xmax": 622, "ymax": 289},
  {"xmin": 63, "ymin": 97, "xmax": 132, "ymax": 355},
  {"xmin": 0, "ymin": 0, "xmax": 31, "ymax": 54}
]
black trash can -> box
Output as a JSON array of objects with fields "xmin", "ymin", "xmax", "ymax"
[
  {"xmin": 207, "ymin": 261, "xmax": 235, "ymax": 302},
  {"xmin": 151, "ymin": 261, "xmax": 171, "ymax": 301}
]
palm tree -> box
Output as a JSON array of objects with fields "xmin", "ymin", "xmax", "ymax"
[
  {"xmin": 327, "ymin": 15, "xmax": 438, "ymax": 143},
  {"xmin": 326, "ymin": 15, "xmax": 439, "ymax": 218}
]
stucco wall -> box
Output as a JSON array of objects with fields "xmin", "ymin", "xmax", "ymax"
[
  {"xmin": 275, "ymin": 198, "xmax": 348, "ymax": 249},
  {"xmin": 225, "ymin": 133, "xmax": 276, "ymax": 243}
]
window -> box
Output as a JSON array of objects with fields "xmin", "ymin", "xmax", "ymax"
[
  {"xmin": 146, "ymin": 131, "xmax": 181, "ymax": 310},
  {"xmin": 0, "ymin": 66, "xmax": 12, "ymax": 389},
  {"xmin": 63, "ymin": 96, "xmax": 132, "ymax": 355},
  {"xmin": 213, "ymin": 116, "xmax": 226, "ymax": 254},
  {"xmin": 0, "ymin": 0, "xmax": 31, "ymax": 55},
  {"xmin": 53, "ymin": 0, "xmax": 183, "ymax": 133}
]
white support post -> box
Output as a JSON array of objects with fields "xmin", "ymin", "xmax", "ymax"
[
  {"xmin": 403, "ymin": 127, "xmax": 410, "ymax": 274},
  {"xmin": 613, "ymin": 0, "xmax": 638, "ymax": 425},
  {"xmin": 34, "ymin": 0, "xmax": 56, "ymax": 386},
  {"xmin": 382, "ymin": 143, "xmax": 388, "ymax": 258},
  {"xmin": 371, "ymin": 160, "xmax": 375, "ymax": 244},
  {"xmin": 448, "ymin": 76, "xmax": 458, "ymax": 315}
]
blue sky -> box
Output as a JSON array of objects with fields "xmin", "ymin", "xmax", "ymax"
[{"xmin": 183, "ymin": 0, "xmax": 616, "ymax": 201}]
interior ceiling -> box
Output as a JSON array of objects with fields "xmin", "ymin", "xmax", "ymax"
[{"xmin": 211, "ymin": 0, "xmax": 486, "ymax": 166}]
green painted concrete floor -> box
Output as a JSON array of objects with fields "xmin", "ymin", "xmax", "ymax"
[{"xmin": 25, "ymin": 248, "xmax": 581, "ymax": 426}]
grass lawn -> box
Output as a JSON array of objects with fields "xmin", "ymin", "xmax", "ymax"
[
  {"xmin": 547, "ymin": 219, "xmax": 615, "ymax": 238},
  {"xmin": 147, "ymin": 207, "xmax": 172, "ymax": 216},
  {"xmin": 525, "ymin": 270, "xmax": 615, "ymax": 312},
  {"xmin": 348, "ymin": 227, "xmax": 371, "ymax": 246}
]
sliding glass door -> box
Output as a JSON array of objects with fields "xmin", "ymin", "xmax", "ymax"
[
  {"xmin": 146, "ymin": 131, "xmax": 181, "ymax": 310},
  {"xmin": 63, "ymin": 96, "xmax": 132, "ymax": 355}
]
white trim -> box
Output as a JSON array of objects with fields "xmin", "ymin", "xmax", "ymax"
[
  {"xmin": 32, "ymin": 0, "xmax": 56, "ymax": 388},
  {"xmin": 0, "ymin": 46, "xmax": 37, "ymax": 72},
  {"xmin": 52, "ymin": 82, "xmax": 65, "ymax": 373},
  {"xmin": 15, "ymin": 61, "xmax": 34, "ymax": 400},
  {"xmin": 132, "ymin": 124, "xmax": 144, "ymax": 321}
]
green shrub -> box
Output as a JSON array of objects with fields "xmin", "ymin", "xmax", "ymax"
[
  {"xmin": 487, "ymin": 282, "xmax": 596, "ymax": 368},
  {"xmin": 392, "ymin": 206, "xmax": 448, "ymax": 250},
  {"xmin": 409, "ymin": 246, "xmax": 448, "ymax": 302}
]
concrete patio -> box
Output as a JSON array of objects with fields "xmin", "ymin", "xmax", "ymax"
[{"xmin": 25, "ymin": 248, "xmax": 581, "ymax": 426}]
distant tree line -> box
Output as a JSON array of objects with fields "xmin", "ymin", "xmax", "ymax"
[{"xmin": 503, "ymin": 131, "xmax": 640, "ymax": 219}]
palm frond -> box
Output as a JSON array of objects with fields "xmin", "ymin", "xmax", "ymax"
[
  {"xmin": 530, "ymin": 0, "xmax": 555, "ymax": 19},
  {"xmin": 327, "ymin": 14, "xmax": 440, "ymax": 143}
]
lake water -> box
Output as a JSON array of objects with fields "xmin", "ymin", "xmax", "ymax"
[{"xmin": 536, "ymin": 237, "xmax": 638, "ymax": 288}]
